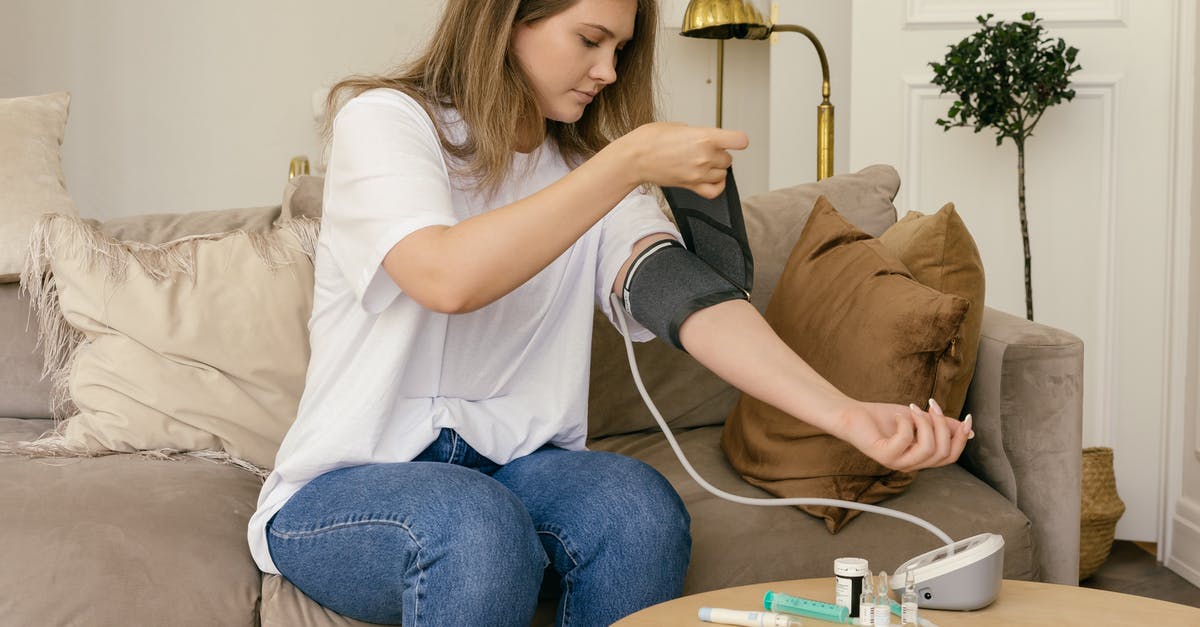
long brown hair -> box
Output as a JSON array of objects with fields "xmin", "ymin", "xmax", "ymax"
[{"xmin": 321, "ymin": 0, "xmax": 659, "ymax": 193}]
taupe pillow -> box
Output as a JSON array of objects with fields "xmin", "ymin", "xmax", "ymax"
[
  {"xmin": 98, "ymin": 204, "xmax": 283, "ymax": 244},
  {"xmin": 879, "ymin": 203, "xmax": 985, "ymax": 419},
  {"xmin": 281, "ymin": 174, "xmax": 325, "ymax": 222},
  {"xmin": 721, "ymin": 196, "xmax": 969, "ymax": 532},
  {"xmin": 0, "ymin": 92, "xmax": 80, "ymax": 282},
  {"xmin": 589, "ymin": 165, "xmax": 902, "ymax": 439},
  {"xmin": 18, "ymin": 213, "xmax": 318, "ymax": 470}
]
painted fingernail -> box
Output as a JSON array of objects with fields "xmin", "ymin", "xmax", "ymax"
[
  {"xmin": 929, "ymin": 398, "xmax": 943, "ymax": 414},
  {"xmin": 968, "ymin": 430, "xmax": 976, "ymax": 440},
  {"xmin": 909, "ymin": 403, "xmax": 921, "ymax": 413}
]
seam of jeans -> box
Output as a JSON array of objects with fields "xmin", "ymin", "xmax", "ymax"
[
  {"xmin": 270, "ymin": 518, "xmax": 429, "ymax": 624},
  {"xmin": 558, "ymin": 578, "xmax": 571, "ymax": 627},
  {"xmin": 536, "ymin": 528, "xmax": 580, "ymax": 570},
  {"xmin": 267, "ymin": 517, "xmax": 420, "ymax": 541},
  {"xmin": 538, "ymin": 526, "xmax": 578, "ymax": 627},
  {"xmin": 448, "ymin": 431, "xmax": 459, "ymax": 464}
]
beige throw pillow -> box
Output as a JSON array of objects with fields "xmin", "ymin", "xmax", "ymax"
[
  {"xmin": 0, "ymin": 92, "xmax": 80, "ymax": 282},
  {"xmin": 18, "ymin": 214, "xmax": 319, "ymax": 470}
]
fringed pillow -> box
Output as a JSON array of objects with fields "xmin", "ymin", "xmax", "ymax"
[{"xmin": 10, "ymin": 214, "xmax": 319, "ymax": 474}]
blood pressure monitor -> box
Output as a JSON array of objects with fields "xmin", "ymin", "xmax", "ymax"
[{"xmin": 890, "ymin": 533, "xmax": 1006, "ymax": 611}]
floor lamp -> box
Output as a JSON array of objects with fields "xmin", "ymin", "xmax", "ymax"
[{"xmin": 680, "ymin": 0, "xmax": 834, "ymax": 180}]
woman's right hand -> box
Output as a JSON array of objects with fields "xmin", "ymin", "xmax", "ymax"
[
  {"xmin": 834, "ymin": 399, "xmax": 973, "ymax": 473},
  {"xmin": 613, "ymin": 122, "xmax": 749, "ymax": 199}
]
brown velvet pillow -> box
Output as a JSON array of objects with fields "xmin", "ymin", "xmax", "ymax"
[
  {"xmin": 721, "ymin": 196, "xmax": 969, "ymax": 532},
  {"xmin": 879, "ymin": 203, "xmax": 985, "ymax": 420}
]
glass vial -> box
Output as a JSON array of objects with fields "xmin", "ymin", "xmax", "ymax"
[
  {"xmin": 873, "ymin": 571, "xmax": 890, "ymax": 627},
  {"xmin": 857, "ymin": 572, "xmax": 875, "ymax": 626},
  {"xmin": 835, "ymin": 557, "xmax": 869, "ymax": 619},
  {"xmin": 901, "ymin": 569, "xmax": 919, "ymax": 627}
]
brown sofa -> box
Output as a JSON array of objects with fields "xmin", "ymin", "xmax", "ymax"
[{"xmin": 0, "ymin": 167, "xmax": 1083, "ymax": 626}]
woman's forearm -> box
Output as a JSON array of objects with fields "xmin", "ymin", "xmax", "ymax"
[
  {"xmin": 680, "ymin": 299, "xmax": 974, "ymax": 471},
  {"xmin": 677, "ymin": 299, "xmax": 855, "ymax": 435}
]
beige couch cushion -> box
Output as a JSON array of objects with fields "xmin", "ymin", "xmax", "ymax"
[
  {"xmin": 0, "ymin": 417, "xmax": 263, "ymax": 627},
  {"xmin": 879, "ymin": 203, "xmax": 986, "ymax": 420},
  {"xmin": 0, "ymin": 92, "xmax": 80, "ymax": 282},
  {"xmin": 721, "ymin": 197, "xmax": 969, "ymax": 532},
  {"xmin": 0, "ymin": 283, "xmax": 52, "ymax": 418},
  {"xmin": 588, "ymin": 165, "xmax": 902, "ymax": 438},
  {"xmin": 590, "ymin": 426, "xmax": 1037, "ymax": 593},
  {"xmin": 20, "ymin": 214, "xmax": 317, "ymax": 469}
]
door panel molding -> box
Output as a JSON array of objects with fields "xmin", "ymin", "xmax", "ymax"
[
  {"xmin": 905, "ymin": 0, "xmax": 1127, "ymax": 27},
  {"xmin": 901, "ymin": 75, "xmax": 1121, "ymax": 448}
]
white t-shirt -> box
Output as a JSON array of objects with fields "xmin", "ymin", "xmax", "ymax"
[{"xmin": 248, "ymin": 88, "xmax": 679, "ymax": 574}]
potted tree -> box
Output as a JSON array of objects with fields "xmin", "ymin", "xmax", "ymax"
[{"xmin": 929, "ymin": 12, "xmax": 1081, "ymax": 321}]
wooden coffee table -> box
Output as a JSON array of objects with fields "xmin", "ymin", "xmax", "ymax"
[{"xmin": 614, "ymin": 578, "xmax": 1200, "ymax": 626}]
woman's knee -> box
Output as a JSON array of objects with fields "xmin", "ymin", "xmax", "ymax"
[
  {"xmin": 598, "ymin": 454, "xmax": 692, "ymax": 551},
  {"xmin": 268, "ymin": 463, "xmax": 548, "ymax": 622},
  {"xmin": 537, "ymin": 452, "xmax": 692, "ymax": 556}
]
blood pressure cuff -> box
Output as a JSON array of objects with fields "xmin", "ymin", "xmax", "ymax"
[
  {"xmin": 622, "ymin": 239, "xmax": 748, "ymax": 350},
  {"xmin": 662, "ymin": 168, "xmax": 754, "ymax": 294},
  {"xmin": 620, "ymin": 168, "xmax": 755, "ymax": 350}
]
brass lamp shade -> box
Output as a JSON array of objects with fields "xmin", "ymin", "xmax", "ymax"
[
  {"xmin": 680, "ymin": 0, "xmax": 835, "ymax": 180},
  {"xmin": 681, "ymin": 0, "xmax": 770, "ymax": 40}
]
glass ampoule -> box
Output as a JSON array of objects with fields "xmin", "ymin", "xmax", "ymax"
[
  {"xmin": 901, "ymin": 569, "xmax": 919, "ymax": 627},
  {"xmin": 873, "ymin": 571, "xmax": 890, "ymax": 627},
  {"xmin": 857, "ymin": 571, "xmax": 875, "ymax": 626}
]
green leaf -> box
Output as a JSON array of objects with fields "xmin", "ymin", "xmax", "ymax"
[{"xmin": 929, "ymin": 10, "xmax": 1081, "ymax": 147}]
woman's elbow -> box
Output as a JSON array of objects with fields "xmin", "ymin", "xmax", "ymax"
[
  {"xmin": 380, "ymin": 234, "xmax": 480, "ymax": 314},
  {"xmin": 390, "ymin": 275, "xmax": 476, "ymax": 314}
]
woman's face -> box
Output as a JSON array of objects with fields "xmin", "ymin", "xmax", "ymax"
[{"xmin": 511, "ymin": 0, "xmax": 637, "ymax": 124}]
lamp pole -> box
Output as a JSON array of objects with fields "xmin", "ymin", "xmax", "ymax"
[
  {"xmin": 716, "ymin": 40, "xmax": 724, "ymax": 128},
  {"xmin": 772, "ymin": 24, "xmax": 833, "ymax": 181},
  {"xmin": 682, "ymin": 0, "xmax": 835, "ymax": 180}
]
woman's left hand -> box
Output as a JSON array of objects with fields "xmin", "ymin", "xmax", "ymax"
[{"xmin": 835, "ymin": 399, "xmax": 973, "ymax": 473}]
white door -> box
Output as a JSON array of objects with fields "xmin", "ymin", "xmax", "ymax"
[{"xmin": 847, "ymin": 0, "xmax": 1188, "ymax": 542}]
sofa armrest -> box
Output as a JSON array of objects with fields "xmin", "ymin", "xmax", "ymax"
[{"xmin": 959, "ymin": 306, "xmax": 1084, "ymax": 585}]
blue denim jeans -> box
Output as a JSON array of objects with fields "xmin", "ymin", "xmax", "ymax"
[{"xmin": 266, "ymin": 428, "xmax": 691, "ymax": 626}]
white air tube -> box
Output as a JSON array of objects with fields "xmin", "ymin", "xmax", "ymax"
[{"xmin": 609, "ymin": 293, "xmax": 954, "ymax": 546}]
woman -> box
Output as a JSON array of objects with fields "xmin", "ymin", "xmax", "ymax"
[{"xmin": 248, "ymin": 0, "xmax": 973, "ymax": 625}]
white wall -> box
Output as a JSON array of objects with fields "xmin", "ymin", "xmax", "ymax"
[
  {"xmin": 1168, "ymin": 0, "xmax": 1200, "ymax": 587},
  {"xmin": 0, "ymin": 0, "xmax": 784, "ymax": 221},
  {"xmin": 1, "ymin": 1, "xmax": 443, "ymax": 220}
]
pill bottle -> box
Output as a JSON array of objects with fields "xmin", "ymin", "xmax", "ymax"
[{"xmin": 835, "ymin": 557, "xmax": 870, "ymax": 618}]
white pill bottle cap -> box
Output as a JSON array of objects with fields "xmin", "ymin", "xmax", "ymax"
[{"xmin": 835, "ymin": 557, "xmax": 870, "ymax": 577}]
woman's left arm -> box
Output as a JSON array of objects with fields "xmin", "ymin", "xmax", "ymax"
[
  {"xmin": 674, "ymin": 298, "xmax": 972, "ymax": 473},
  {"xmin": 610, "ymin": 234, "xmax": 971, "ymax": 472}
]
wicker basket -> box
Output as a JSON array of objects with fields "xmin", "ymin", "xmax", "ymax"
[{"xmin": 1079, "ymin": 447, "xmax": 1125, "ymax": 580}]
